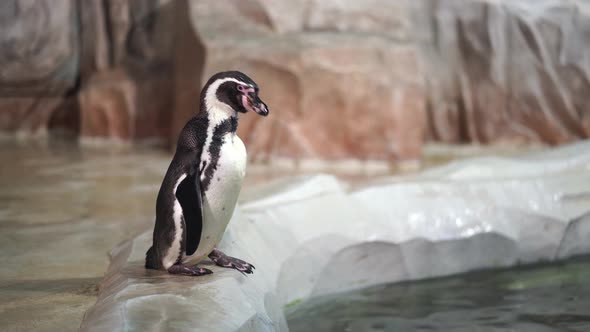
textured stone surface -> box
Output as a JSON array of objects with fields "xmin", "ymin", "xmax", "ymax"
[
  {"xmin": 1, "ymin": 0, "xmax": 590, "ymax": 160},
  {"xmin": 192, "ymin": 0, "xmax": 426, "ymax": 161},
  {"xmin": 422, "ymin": 0, "xmax": 590, "ymax": 144},
  {"xmin": 0, "ymin": 0, "xmax": 182, "ymax": 142},
  {"xmin": 557, "ymin": 212, "xmax": 590, "ymax": 259},
  {"xmin": 78, "ymin": 70, "xmax": 135, "ymax": 140},
  {"xmin": 0, "ymin": 0, "xmax": 78, "ymax": 94},
  {"xmin": 80, "ymin": 141, "xmax": 590, "ymax": 331},
  {"xmin": 78, "ymin": 68, "xmax": 173, "ymax": 141},
  {"xmin": 0, "ymin": 98, "xmax": 62, "ymax": 134},
  {"xmin": 184, "ymin": 0, "xmax": 590, "ymax": 158},
  {"xmin": 77, "ymin": 0, "xmax": 177, "ymax": 143},
  {"xmin": 0, "ymin": 0, "xmax": 79, "ymax": 134},
  {"xmin": 171, "ymin": 0, "xmax": 207, "ymax": 149}
]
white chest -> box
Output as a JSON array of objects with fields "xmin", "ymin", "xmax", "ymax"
[
  {"xmin": 188, "ymin": 134, "xmax": 247, "ymax": 261},
  {"xmin": 202, "ymin": 134, "xmax": 247, "ymax": 196}
]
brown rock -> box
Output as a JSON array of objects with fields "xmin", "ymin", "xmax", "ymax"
[
  {"xmin": 79, "ymin": 0, "xmax": 176, "ymax": 76},
  {"xmin": 0, "ymin": 98, "xmax": 62, "ymax": 135},
  {"xmin": 171, "ymin": 0, "xmax": 206, "ymax": 148},
  {"xmin": 0, "ymin": 0, "xmax": 79, "ymax": 95},
  {"xmin": 3, "ymin": 0, "xmax": 590, "ymax": 162},
  {"xmin": 0, "ymin": 0, "xmax": 79, "ymax": 135},
  {"xmin": 78, "ymin": 0, "xmax": 112, "ymax": 77},
  {"xmin": 192, "ymin": 0, "xmax": 427, "ymax": 161},
  {"xmin": 78, "ymin": 68, "xmax": 173, "ymax": 141},
  {"xmin": 302, "ymin": 0, "xmax": 415, "ymax": 41},
  {"xmin": 207, "ymin": 38, "xmax": 426, "ymax": 161},
  {"xmin": 422, "ymin": 0, "xmax": 590, "ymax": 144},
  {"xmin": 78, "ymin": 70, "xmax": 134, "ymax": 140},
  {"xmin": 77, "ymin": 0, "xmax": 177, "ymax": 143}
]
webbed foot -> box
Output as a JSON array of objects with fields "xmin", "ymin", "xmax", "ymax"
[
  {"xmin": 208, "ymin": 249, "xmax": 255, "ymax": 274},
  {"xmin": 168, "ymin": 264, "xmax": 213, "ymax": 276}
]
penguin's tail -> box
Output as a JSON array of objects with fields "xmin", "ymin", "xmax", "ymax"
[{"xmin": 145, "ymin": 246, "xmax": 163, "ymax": 270}]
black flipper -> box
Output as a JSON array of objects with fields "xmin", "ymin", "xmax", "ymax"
[{"xmin": 175, "ymin": 171, "xmax": 203, "ymax": 256}]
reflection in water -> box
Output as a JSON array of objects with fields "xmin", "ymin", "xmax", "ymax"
[{"xmin": 287, "ymin": 259, "xmax": 590, "ymax": 332}]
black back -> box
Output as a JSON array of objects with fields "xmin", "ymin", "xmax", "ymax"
[
  {"xmin": 175, "ymin": 115, "xmax": 209, "ymax": 257},
  {"xmin": 146, "ymin": 115, "xmax": 208, "ymax": 269}
]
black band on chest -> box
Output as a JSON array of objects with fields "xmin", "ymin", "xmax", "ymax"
[{"xmin": 201, "ymin": 117, "xmax": 238, "ymax": 192}]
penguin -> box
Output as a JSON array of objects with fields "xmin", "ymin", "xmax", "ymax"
[{"xmin": 145, "ymin": 71, "xmax": 269, "ymax": 276}]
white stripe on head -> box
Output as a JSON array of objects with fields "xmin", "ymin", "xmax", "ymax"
[
  {"xmin": 162, "ymin": 173, "xmax": 187, "ymax": 269},
  {"xmin": 204, "ymin": 77, "xmax": 253, "ymax": 126}
]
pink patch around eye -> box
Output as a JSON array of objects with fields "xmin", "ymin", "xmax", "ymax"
[{"xmin": 241, "ymin": 94, "xmax": 257, "ymax": 113}]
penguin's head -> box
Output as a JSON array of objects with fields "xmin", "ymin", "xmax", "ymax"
[{"xmin": 202, "ymin": 71, "xmax": 269, "ymax": 117}]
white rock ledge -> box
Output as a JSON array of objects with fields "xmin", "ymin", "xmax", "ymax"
[{"xmin": 80, "ymin": 142, "xmax": 590, "ymax": 332}]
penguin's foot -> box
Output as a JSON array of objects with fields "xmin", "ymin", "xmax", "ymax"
[
  {"xmin": 168, "ymin": 264, "xmax": 213, "ymax": 276},
  {"xmin": 208, "ymin": 249, "xmax": 255, "ymax": 274}
]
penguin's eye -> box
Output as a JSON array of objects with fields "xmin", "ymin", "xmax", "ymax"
[{"xmin": 237, "ymin": 85, "xmax": 247, "ymax": 93}]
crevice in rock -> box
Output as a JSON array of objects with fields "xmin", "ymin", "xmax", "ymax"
[{"xmin": 101, "ymin": 0, "xmax": 115, "ymax": 67}]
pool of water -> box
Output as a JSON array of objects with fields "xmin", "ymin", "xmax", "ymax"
[
  {"xmin": 287, "ymin": 259, "xmax": 590, "ymax": 332},
  {"xmin": 0, "ymin": 138, "xmax": 170, "ymax": 331}
]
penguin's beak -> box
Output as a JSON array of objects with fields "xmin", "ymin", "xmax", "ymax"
[
  {"xmin": 241, "ymin": 90, "xmax": 269, "ymax": 117},
  {"xmin": 251, "ymin": 98, "xmax": 269, "ymax": 117}
]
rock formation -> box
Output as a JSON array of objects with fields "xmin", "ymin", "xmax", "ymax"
[
  {"xmin": 422, "ymin": 0, "xmax": 590, "ymax": 144},
  {"xmin": 0, "ymin": 1, "xmax": 78, "ymax": 135},
  {"xmin": 1, "ymin": 0, "xmax": 589, "ymax": 160}
]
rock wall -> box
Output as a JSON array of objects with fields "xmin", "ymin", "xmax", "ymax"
[
  {"xmin": 193, "ymin": 0, "xmax": 426, "ymax": 160},
  {"xmin": 0, "ymin": 0, "xmax": 199, "ymax": 144},
  {"xmin": 1, "ymin": 0, "xmax": 589, "ymax": 160},
  {"xmin": 423, "ymin": 0, "xmax": 590, "ymax": 144},
  {"xmin": 77, "ymin": 0, "xmax": 179, "ymax": 141},
  {"xmin": 0, "ymin": 0, "xmax": 78, "ymax": 134}
]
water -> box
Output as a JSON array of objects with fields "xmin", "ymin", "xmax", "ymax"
[
  {"xmin": 287, "ymin": 259, "xmax": 590, "ymax": 332},
  {"xmin": 0, "ymin": 138, "xmax": 169, "ymax": 331}
]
